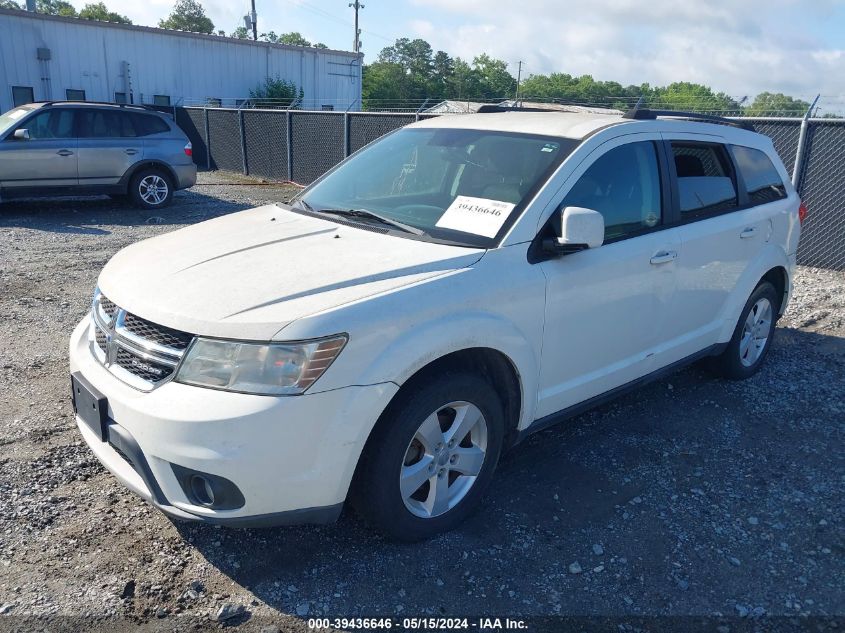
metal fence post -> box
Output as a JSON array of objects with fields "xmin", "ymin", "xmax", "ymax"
[
  {"xmin": 415, "ymin": 99, "xmax": 429, "ymax": 122},
  {"xmin": 286, "ymin": 110, "xmax": 294, "ymax": 182},
  {"xmin": 238, "ymin": 109, "xmax": 248, "ymax": 176},
  {"xmin": 203, "ymin": 107, "xmax": 211, "ymax": 170},
  {"xmin": 792, "ymin": 94, "xmax": 820, "ymax": 190},
  {"xmin": 343, "ymin": 112, "xmax": 351, "ymax": 157}
]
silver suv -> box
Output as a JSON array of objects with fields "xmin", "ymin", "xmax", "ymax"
[{"xmin": 0, "ymin": 101, "xmax": 196, "ymax": 209}]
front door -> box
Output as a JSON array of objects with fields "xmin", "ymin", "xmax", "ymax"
[
  {"xmin": 0, "ymin": 108, "xmax": 78, "ymax": 189},
  {"xmin": 535, "ymin": 135, "xmax": 679, "ymax": 419},
  {"xmin": 76, "ymin": 109, "xmax": 143, "ymax": 185}
]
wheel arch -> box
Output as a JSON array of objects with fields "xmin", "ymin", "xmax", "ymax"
[
  {"xmin": 119, "ymin": 160, "xmax": 178, "ymax": 193},
  {"xmin": 349, "ymin": 345, "xmax": 524, "ymax": 507}
]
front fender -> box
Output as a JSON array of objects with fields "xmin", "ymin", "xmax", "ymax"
[
  {"xmin": 352, "ymin": 311, "xmax": 539, "ymax": 430},
  {"xmin": 717, "ymin": 243, "xmax": 792, "ymax": 342}
]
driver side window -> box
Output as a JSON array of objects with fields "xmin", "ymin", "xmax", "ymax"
[
  {"xmin": 561, "ymin": 142, "xmax": 663, "ymax": 241},
  {"xmin": 18, "ymin": 109, "xmax": 75, "ymax": 140}
]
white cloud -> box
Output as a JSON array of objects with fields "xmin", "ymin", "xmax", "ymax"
[{"xmin": 407, "ymin": 0, "xmax": 845, "ymax": 99}]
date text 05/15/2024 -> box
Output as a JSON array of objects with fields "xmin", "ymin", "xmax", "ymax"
[{"xmin": 307, "ymin": 617, "xmax": 528, "ymax": 630}]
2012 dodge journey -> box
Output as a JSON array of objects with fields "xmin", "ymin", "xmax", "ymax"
[{"xmin": 69, "ymin": 107, "xmax": 803, "ymax": 540}]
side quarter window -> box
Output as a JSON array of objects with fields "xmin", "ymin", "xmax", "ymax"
[
  {"xmin": 731, "ymin": 145, "xmax": 788, "ymax": 205},
  {"xmin": 671, "ymin": 142, "xmax": 738, "ymax": 219},
  {"xmin": 560, "ymin": 141, "xmax": 663, "ymax": 241}
]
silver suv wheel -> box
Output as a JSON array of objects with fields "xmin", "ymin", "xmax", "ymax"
[
  {"xmin": 138, "ymin": 174, "xmax": 169, "ymax": 206},
  {"xmin": 739, "ymin": 297, "xmax": 773, "ymax": 367},
  {"xmin": 400, "ymin": 401, "xmax": 488, "ymax": 519}
]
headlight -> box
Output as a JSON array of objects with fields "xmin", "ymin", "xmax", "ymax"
[{"xmin": 175, "ymin": 335, "xmax": 347, "ymax": 395}]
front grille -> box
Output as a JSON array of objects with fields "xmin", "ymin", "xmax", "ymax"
[
  {"xmin": 123, "ymin": 313, "xmax": 192, "ymax": 351},
  {"xmin": 115, "ymin": 347, "xmax": 175, "ymax": 383},
  {"xmin": 92, "ymin": 292, "xmax": 193, "ymax": 390},
  {"xmin": 94, "ymin": 327, "xmax": 107, "ymax": 352},
  {"xmin": 99, "ymin": 296, "xmax": 117, "ymax": 319}
]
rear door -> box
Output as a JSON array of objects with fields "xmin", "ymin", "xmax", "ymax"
[
  {"xmin": 76, "ymin": 109, "xmax": 144, "ymax": 185},
  {"xmin": 657, "ymin": 135, "xmax": 771, "ymax": 364},
  {"xmin": 0, "ymin": 108, "xmax": 78, "ymax": 188}
]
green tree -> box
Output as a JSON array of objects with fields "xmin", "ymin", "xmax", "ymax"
[
  {"xmin": 645, "ymin": 82, "xmax": 740, "ymax": 113},
  {"xmin": 249, "ymin": 76, "xmax": 303, "ymax": 108},
  {"xmin": 159, "ymin": 0, "xmax": 214, "ymax": 34},
  {"xmin": 314, "ymin": 42, "xmax": 328, "ymax": 49},
  {"xmin": 0, "ymin": 0, "xmax": 22, "ymax": 9},
  {"xmin": 472, "ymin": 54, "xmax": 515, "ymax": 99},
  {"xmin": 78, "ymin": 2, "xmax": 132, "ymax": 23},
  {"xmin": 36, "ymin": 0, "xmax": 78, "ymax": 16},
  {"xmin": 745, "ymin": 92, "xmax": 810, "ymax": 117},
  {"xmin": 278, "ymin": 31, "xmax": 310, "ymax": 46},
  {"xmin": 230, "ymin": 25, "xmax": 249, "ymax": 39}
]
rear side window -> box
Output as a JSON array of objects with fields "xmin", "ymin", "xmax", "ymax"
[
  {"xmin": 671, "ymin": 143, "xmax": 738, "ymax": 218},
  {"xmin": 79, "ymin": 110, "xmax": 137, "ymax": 138},
  {"xmin": 132, "ymin": 114, "xmax": 171, "ymax": 136},
  {"xmin": 561, "ymin": 141, "xmax": 663, "ymax": 241},
  {"xmin": 732, "ymin": 145, "xmax": 787, "ymax": 205}
]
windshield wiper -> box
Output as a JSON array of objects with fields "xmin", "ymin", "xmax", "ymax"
[{"xmin": 316, "ymin": 207, "xmax": 425, "ymax": 236}]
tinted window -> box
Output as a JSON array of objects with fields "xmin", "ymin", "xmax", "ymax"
[
  {"xmin": 153, "ymin": 95, "xmax": 171, "ymax": 106},
  {"xmin": 79, "ymin": 110, "xmax": 137, "ymax": 138},
  {"xmin": 20, "ymin": 109, "xmax": 75, "ymax": 139},
  {"xmin": 732, "ymin": 145, "xmax": 787, "ymax": 205},
  {"xmin": 561, "ymin": 142, "xmax": 663, "ymax": 241},
  {"xmin": 12, "ymin": 86, "xmax": 34, "ymax": 107},
  {"xmin": 132, "ymin": 113, "xmax": 170, "ymax": 136},
  {"xmin": 672, "ymin": 143, "xmax": 738, "ymax": 217},
  {"xmin": 114, "ymin": 92, "xmax": 128, "ymax": 104},
  {"xmin": 66, "ymin": 89, "xmax": 86, "ymax": 101}
]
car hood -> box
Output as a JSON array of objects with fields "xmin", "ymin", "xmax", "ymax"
[{"xmin": 98, "ymin": 205, "xmax": 484, "ymax": 340}]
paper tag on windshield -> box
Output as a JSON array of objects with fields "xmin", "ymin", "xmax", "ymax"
[{"xmin": 435, "ymin": 196, "xmax": 515, "ymax": 238}]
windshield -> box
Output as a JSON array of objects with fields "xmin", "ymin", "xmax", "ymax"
[
  {"xmin": 0, "ymin": 106, "xmax": 36, "ymax": 137},
  {"xmin": 296, "ymin": 128, "xmax": 576, "ymax": 247}
]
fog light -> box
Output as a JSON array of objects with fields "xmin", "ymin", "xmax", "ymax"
[
  {"xmin": 190, "ymin": 475, "xmax": 215, "ymax": 507},
  {"xmin": 171, "ymin": 464, "xmax": 245, "ymax": 510}
]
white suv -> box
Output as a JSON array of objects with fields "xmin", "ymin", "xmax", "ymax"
[{"xmin": 69, "ymin": 107, "xmax": 804, "ymax": 540}]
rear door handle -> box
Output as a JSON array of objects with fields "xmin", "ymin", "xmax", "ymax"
[
  {"xmin": 650, "ymin": 250, "xmax": 678, "ymax": 265},
  {"xmin": 125, "ymin": 149, "xmax": 139, "ymax": 155},
  {"xmin": 56, "ymin": 149, "xmax": 74, "ymax": 157},
  {"xmin": 740, "ymin": 227, "xmax": 758, "ymax": 239}
]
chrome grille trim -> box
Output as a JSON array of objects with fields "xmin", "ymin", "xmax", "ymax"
[{"xmin": 90, "ymin": 290, "xmax": 194, "ymax": 391}]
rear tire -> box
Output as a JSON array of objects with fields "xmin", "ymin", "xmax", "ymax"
[
  {"xmin": 353, "ymin": 372, "xmax": 505, "ymax": 541},
  {"xmin": 709, "ymin": 281, "xmax": 779, "ymax": 380},
  {"xmin": 129, "ymin": 168, "xmax": 173, "ymax": 210}
]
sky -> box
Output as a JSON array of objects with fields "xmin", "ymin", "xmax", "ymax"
[{"xmin": 64, "ymin": 0, "xmax": 845, "ymax": 111}]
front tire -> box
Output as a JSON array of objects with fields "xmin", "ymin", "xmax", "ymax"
[
  {"xmin": 353, "ymin": 372, "xmax": 505, "ymax": 541},
  {"xmin": 709, "ymin": 281, "xmax": 779, "ymax": 380},
  {"xmin": 129, "ymin": 169, "xmax": 173, "ymax": 210}
]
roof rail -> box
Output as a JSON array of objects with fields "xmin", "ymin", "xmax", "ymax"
[
  {"xmin": 35, "ymin": 100, "xmax": 161, "ymax": 112},
  {"xmin": 623, "ymin": 107, "xmax": 755, "ymax": 131},
  {"xmin": 477, "ymin": 104, "xmax": 566, "ymax": 113}
]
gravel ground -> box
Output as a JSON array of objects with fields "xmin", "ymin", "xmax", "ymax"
[{"xmin": 0, "ymin": 172, "xmax": 843, "ymax": 631}]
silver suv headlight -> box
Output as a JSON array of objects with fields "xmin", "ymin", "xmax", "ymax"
[{"xmin": 175, "ymin": 335, "xmax": 347, "ymax": 396}]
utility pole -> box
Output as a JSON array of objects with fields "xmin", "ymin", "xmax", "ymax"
[
  {"xmin": 514, "ymin": 61, "xmax": 523, "ymax": 104},
  {"xmin": 250, "ymin": 0, "xmax": 258, "ymax": 41},
  {"xmin": 349, "ymin": 1, "xmax": 364, "ymax": 53}
]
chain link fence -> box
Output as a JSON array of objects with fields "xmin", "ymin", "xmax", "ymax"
[{"xmin": 176, "ymin": 106, "xmax": 844, "ymax": 271}]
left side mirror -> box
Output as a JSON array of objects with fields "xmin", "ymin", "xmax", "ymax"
[
  {"xmin": 543, "ymin": 206, "xmax": 605, "ymax": 256},
  {"xmin": 13, "ymin": 129, "xmax": 30, "ymax": 140}
]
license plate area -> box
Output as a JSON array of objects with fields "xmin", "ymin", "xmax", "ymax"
[{"xmin": 71, "ymin": 373, "xmax": 109, "ymax": 441}]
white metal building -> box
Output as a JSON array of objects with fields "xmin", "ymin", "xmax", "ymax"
[{"xmin": 0, "ymin": 8, "xmax": 362, "ymax": 113}]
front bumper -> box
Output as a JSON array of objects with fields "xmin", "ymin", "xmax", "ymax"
[{"xmin": 69, "ymin": 317, "xmax": 398, "ymax": 526}]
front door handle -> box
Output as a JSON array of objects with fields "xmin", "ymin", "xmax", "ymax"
[
  {"xmin": 650, "ymin": 250, "xmax": 678, "ymax": 265},
  {"xmin": 740, "ymin": 227, "xmax": 758, "ymax": 239},
  {"xmin": 56, "ymin": 149, "xmax": 74, "ymax": 157},
  {"xmin": 125, "ymin": 149, "xmax": 139, "ymax": 155}
]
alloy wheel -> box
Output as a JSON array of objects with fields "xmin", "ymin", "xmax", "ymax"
[
  {"xmin": 739, "ymin": 297, "xmax": 772, "ymax": 367},
  {"xmin": 139, "ymin": 175, "xmax": 169, "ymax": 205},
  {"xmin": 400, "ymin": 401, "xmax": 488, "ymax": 519}
]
